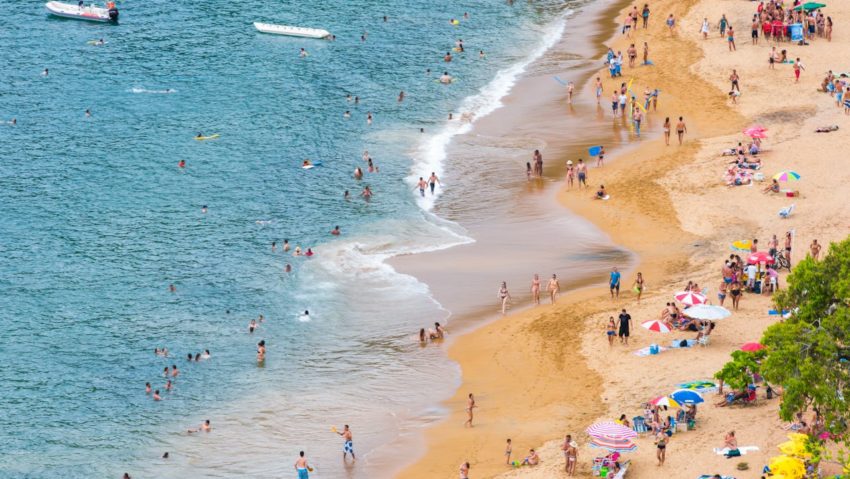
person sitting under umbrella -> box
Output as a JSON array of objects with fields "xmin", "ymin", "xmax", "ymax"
[{"xmin": 763, "ymin": 178, "xmax": 780, "ymax": 194}]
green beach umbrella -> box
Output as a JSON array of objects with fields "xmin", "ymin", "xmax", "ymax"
[{"xmin": 793, "ymin": 2, "xmax": 826, "ymax": 11}]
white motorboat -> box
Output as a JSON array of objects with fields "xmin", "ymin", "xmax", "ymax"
[
  {"xmin": 253, "ymin": 22, "xmax": 330, "ymax": 39},
  {"xmin": 45, "ymin": 1, "xmax": 118, "ymax": 23}
]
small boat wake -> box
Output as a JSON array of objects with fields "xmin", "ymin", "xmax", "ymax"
[{"xmin": 129, "ymin": 87, "xmax": 177, "ymax": 94}]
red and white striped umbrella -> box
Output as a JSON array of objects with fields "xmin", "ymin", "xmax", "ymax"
[
  {"xmin": 641, "ymin": 320, "xmax": 672, "ymax": 333},
  {"xmin": 674, "ymin": 291, "xmax": 707, "ymax": 306},
  {"xmin": 586, "ymin": 421, "xmax": 637, "ymax": 439}
]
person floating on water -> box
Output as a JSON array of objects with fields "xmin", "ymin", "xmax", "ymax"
[
  {"xmin": 439, "ymin": 72, "xmax": 453, "ymax": 84},
  {"xmin": 299, "ymin": 48, "xmax": 308, "ymax": 57},
  {"xmin": 42, "ymin": 68, "xmax": 48, "ymax": 76},
  {"xmin": 444, "ymin": 51, "xmax": 453, "ymax": 62},
  {"xmin": 331, "ymin": 226, "xmax": 340, "ymax": 235}
]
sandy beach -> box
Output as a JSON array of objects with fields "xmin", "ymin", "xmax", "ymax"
[{"xmin": 397, "ymin": 0, "xmax": 850, "ymax": 476}]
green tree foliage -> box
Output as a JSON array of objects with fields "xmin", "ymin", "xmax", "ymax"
[
  {"xmin": 761, "ymin": 237, "xmax": 850, "ymax": 441},
  {"xmin": 715, "ymin": 349, "xmax": 766, "ymax": 391}
]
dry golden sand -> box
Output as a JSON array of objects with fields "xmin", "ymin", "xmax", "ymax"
[{"xmin": 398, "ymin": 0, "xmax": 850, "ymax": 477}]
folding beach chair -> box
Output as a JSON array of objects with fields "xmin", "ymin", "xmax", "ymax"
[
  {"xmin": 632, "ymin": 416, "xmax": 649, "ymax": 436},
  {"xmin": 779, "ymin": 204, "xmax": 795, "ymax": 218}
]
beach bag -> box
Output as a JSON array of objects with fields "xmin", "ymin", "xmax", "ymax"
[
  {"xmin": 599, "ymin": 466, "xmax": 609, "ymax": 477},
  {"xmin": 687, "ymin": 419, "xmax": 696, "ymax": 430},
  {"xmin": 649, "ymin": 344, "xmax": 659, "ymax": 355}
]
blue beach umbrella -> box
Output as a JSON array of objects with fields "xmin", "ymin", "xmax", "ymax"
[
  {"xmin": 670, "ymin": 389, "xmax": 705, "ymax": 404},
  {"xmin": 589, "ymin": 146, "xmax": 602, "ymax": 156}
]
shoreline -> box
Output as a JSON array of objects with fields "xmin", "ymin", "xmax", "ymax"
[{"xmin": 397, "ymin": 0, "xmax": 850, "ymax": 476}]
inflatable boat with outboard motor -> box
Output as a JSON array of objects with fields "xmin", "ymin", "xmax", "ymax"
[{"xmin": 45, "ymin": 1, "xmax": 118, "ymax": 23}]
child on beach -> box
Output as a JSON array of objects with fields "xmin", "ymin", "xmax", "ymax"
[{"xmin": 505, "ymin": 439, "xmax": 512, "ymax": 465}]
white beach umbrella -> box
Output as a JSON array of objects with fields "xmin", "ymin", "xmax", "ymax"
[{"xmin": 682, "ymin": 304, "xmax": 732, "ymax": 321}]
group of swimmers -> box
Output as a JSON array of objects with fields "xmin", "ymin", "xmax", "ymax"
[
  {"xmin": 418, "ymin": 322, "xmax": 447, "ymax": 343},
  {"xmin": 145, "ymin": 348, "xmax": 210, "ymax": 407}
]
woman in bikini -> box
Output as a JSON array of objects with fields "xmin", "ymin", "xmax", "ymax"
[
  {"xmin": 634, "ymin": 272, "xmax": 645, "ymax": 303},
  {"xmin": 531, "ymin": 274, "xmax": 541, "ymax": 305},
  {"xmin": 566, "ymin": 440, "xmax": 578, "ymax": 476},
  {"xmin": 565, "ymin": 161, "xmax": 575, "ymax": 188},
  {"xmin": 498, "ymin": 281, "xmax": 511, "ymax": 315},
  {"xmin": 464, "ymin": 393, "xmax": 476, "ymax": 427},
  {"xmin": 606, "ymin": 317, "xmax": 616, "ymax": 346},
  {"xmin": 676, "ymin": 117, "xmax": 687, "ymax": 145},
  {"xmin": 663, "ymin": 117, "xmax": 671, "ymax": 145},
  {"xmin": 730, "ymin": 281, "xmax": 742, "ymax": 310},
  {"xmin": 548, "ymin": 274, "xmax": 561, "ymax": 304},
  {"xmin": 655, "ymin": 430, "xmax": 668, "ymax": 465}
]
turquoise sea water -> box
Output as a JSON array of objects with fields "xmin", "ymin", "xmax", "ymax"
[{"xmin": 0, "ymin": 0, "xmax": 577, "ymax": 477}]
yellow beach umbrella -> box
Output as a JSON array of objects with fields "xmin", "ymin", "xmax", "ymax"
[
  {"xmin": 778, "ymin": 440, "xmax": 811, "ymax": 458},
  {"xmin": 769, "ymin": 455, "xmax": 806, "ymax": 479},
  {"xmin": 731, "ymin": 239, "xmax": 752, "ymax": 252}
]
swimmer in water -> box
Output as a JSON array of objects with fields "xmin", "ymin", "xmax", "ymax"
[
  {"xmin": 163, "ymin": 366, "xmax": 170, "ymax": 377},
  {"xmin": 299, "ymin": 310, "xmax": 310, "ymax": 322},
  {"xmin": 415, "ymin": 177, "xmax": 428, "ymax": 197},
  {"xmin": 299, "ymin": 48, "xmax": 308, "ymax": 57},
  {"xmin": 85, "ymin": 109, "xmax": 91, "ymax": 117},
  {"xmin": 249, "ymin": 319, "xmax": 257, "ymax": 333},
  {"xmin": 383, "ymin": 15, "xmax": 387, "ymax": 22},
  {"xmin": 305, "ymin": 248, "xmax": 314, "ymax": 257},
  {"xmin": 354, "ymin": 167, "xmax": 363, "ymax": 179},
  {"xmin": 153, "ymin": 390, "xmax": 162, "ymax": 401},
  {"xmin": 428, "ymin": 172, "xmax": 440, "ymax": 194},
  {"xmin": 283, "ymin": 239, "xmax": 291, "ymax": 252},
  {"xmin": 257, "ymin": 340, "xmax": 266, "ymax": 363},
  {"xmin": 344, "ymin": 190, "xmax": 350, "ymax": 200},
  {"xmin": 201, "ymin": 205, "xmax": 208, "ymax": 214},
  {"xmin": 285, "ymin": 263, "xmax": 292, "ymax": 273},
  {"xmin": 354, "ymin": 96, "xmax": 359, "ymax": 104},
  {"xmin": 169, "ymin": 284, "xmax": 176, "ymax": 293},
  {"xmin": 419, "ymin": 328, "xmax": 427, "ymax": 343},
  {"xmin": 331, "ymin": 226, "xmax": 341, "ymax": 235},
  {"xmin": 293, "ymin": 246, "xmax": 302, "ymax": 256},
  {"xmin": 444, "ymin": 51, "xmax": 453, "ymax": 62},
  {"xmin": 367, "ymin": 112, "xmax": 373, "ymax": 125},
  {"xmin": 171, "ymin": 365, "xmax": 179, "ymax": 377},
  {"xmin": 145, "ymin": 382, "xmax": 152, "ymax": 394},
  {"xmin": 165, "ymin": 379, "xmax": 173, "ymax": 390},
  {"xmin": 96, "ymin": 38, "xmax": 104, "ymax": 45},
  {"xmin": 42, "ymin": 68, "xmax": 49, "ymax": 76},
  {"xmin": 188, "ymin": 419, "xmax": 211, "ymax": 433},
  {"xmin": 178, "ymin": 160, "xmax": 185, "ymax": 168},
  {"xmin": 398, "ymin": 91, "xmax": 405, "ymax": 102},
  {"xmin": 202, "ymin": 349, "xmax": 210, "ymax": 359},
  {"xmin": 194, "ymin": 353, "xmax": 200, "ymax": 361},
  {"xmin": 346, "ymin": 94, "xmax": 352, "ymax": 102},
  {"xmin": 302, "ymin": 159, "xmax": 312, "ymax": 167},
  {"xmin": 343, "ymin": 111, "xmax": 351, "ymax": 119},
  {"xmin": 439, "ymin": 72, "xmax": 453, "ymax": 84},
  {"xmin": 479, "ymin": 50, "xmax": 485, "ymax": 58},
  {"xmin": 361, "ymin": 186, "xmax": 373, "ymax": 199}
]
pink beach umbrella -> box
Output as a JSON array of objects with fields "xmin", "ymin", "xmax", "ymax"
[
  {"xmin": 747, "ymin": 130, "xmax": 768, "ymax": 139},
  {"xmin": 674, "ymin": 291, "xmax": 707, "ymax": 306},
  {"xmin": 586, "ymin": 421, "xmax": 637, "ymax": 440},
  {"xmin": 650, "ymin": 396, "xmax": 682, "ymax": 408},
  {"xmin": 642, "ymin": 320, "xmax": 673, "ymax": 333},
  {"xmin": 740, "ymin": 342, "xmax": 765, "ymax": 352},
  {"xmin": 747, "ymin": 251, "xmax": 775, "ymax": 265}
]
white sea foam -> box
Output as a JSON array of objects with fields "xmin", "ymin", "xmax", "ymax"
[
  {"xmin": 129, "ymin": 87, "xmax": 177, "ymax": 94},
  {"xmin": 406, "ymin": 13, "xmax": 570, "ymax": 211}
]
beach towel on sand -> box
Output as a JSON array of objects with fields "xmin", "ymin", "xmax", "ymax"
[
  {"xmin": 634, "ymin": 346, "xmax": 668, "ymax": 356},
  {"xmin": 714, "ymin": 446, "xmax": 759, "ymax": 456}
]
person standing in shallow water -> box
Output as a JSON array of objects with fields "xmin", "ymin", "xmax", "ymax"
[
  {"xmin": 531, "ymin": 274, "xmax": 541, "ymax": 305},
  {"xmin": 548, "ymin": 274, "xmax": 561, "ymax": 304},
  {"xmin": 498, "ymin": 281, "xmax": 511, "ymax": 314}
]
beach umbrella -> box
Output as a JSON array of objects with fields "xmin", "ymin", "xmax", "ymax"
[
  {"xmin": 745, "ymin": 124, "xmax": 767, "ymax": 132},
  {"xmin": 731, "ymin": 239, "xmax": 752, "ymax": 252},
  {"xmin": 746, "ymin": 129, "xmax": 768, "ymax": 139},
  {"xmin": 769, "ymin": 455, "xmax": 806, "ymax": 478},
  {"xmin": 586, "ymin": 421, "xmax": 637, "ymax": 439},
  {"xmin": 650, "ymin": 396, "xmax": 681, "ymax": 408},
  {"xmin": 589, "ymin": 436, "xmax": 638, "ymax": 453},
  {"xmin": 774, "ymin": 171, "xmax": 801, "ymax": 182},
  {"xmin": 674, "ymin": 291, "xmax": 707, "ymax": 306},
  {"xmin": 642, "ymin": 320, "xmax": 673, "ymax": 333},
  {"xmin": 793, "ymin": 2, "xmax": 826, "ymax": 11},
  {"xmin": 740, "ymin": 342, "xmax": 765, "ymax": 352},
  {"xmin": 682, "ymin": 304, "xmax": 732, "ymax": 321},
  {"xmin": 670, "ymin": 389, "xmax": 705, "ymax": 404},
  {"xmin": 747, "ymin": 251, "xmax": 775, "ymax": 264},
  {"xmin": 678, "ymin": 380, "xmax": 717, "ymax": 392}
]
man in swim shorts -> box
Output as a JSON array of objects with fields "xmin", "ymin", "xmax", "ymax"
[
  {"xmin": 294, "ymin": 451, "xmax": 311, "ymax": 478},
  {"xmin": 416, "ymin": 177, "xmax": 428, "ymax": 197},
  {"xmin": 609, "ymin": 267, "xmax": 621, "ymax": 299},
  {"xmin": 617, "ymin": 308, "xmax": 632, "ymax": 345},
  {"xmin": 576, "ymin": 159, "xmax": 588, "ymax": 188},
  {"xmin": 428, "ymin": 172, "xmax": 440, "ymax": 194},
  {"xmin": 338, "ymin": 424, "xmax": 355, "ymax": 460}
]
